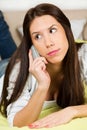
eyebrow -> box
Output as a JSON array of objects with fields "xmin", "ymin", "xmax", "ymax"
[{"xmin": 31, "ymin": 24, "xmax": 57, "ymax": 35}]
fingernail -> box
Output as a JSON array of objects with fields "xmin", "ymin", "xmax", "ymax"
[
  {"xmin": 45, "ymin": 125, "xmax": 49, "ymax": 128},
  {"xmin": 28, "ymin": 124, "xmax": 39, "ymax": 128},
  {"xmin": 28, "ymin": 124, "xmax": 33, "ymax": 128}
]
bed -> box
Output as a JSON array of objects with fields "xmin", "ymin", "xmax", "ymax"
[
  {"xmin": 0, "ymin": 9, "xmax": 87, "ymax": 130},
  {"xmin": 0, "ymin": 105, "xmax": 87, "ymax": 130}
]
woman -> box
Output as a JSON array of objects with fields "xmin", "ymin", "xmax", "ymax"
[{"xmin": 0, "ymin": 3, "xmax": 87, "ymax": 128}]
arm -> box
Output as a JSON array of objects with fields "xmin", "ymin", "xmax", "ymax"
[
  {"xmin": 8, "ymin": 51, "xmax": 50, "ymax": 127},
  {"xmin": 71, "ymin": 104, "xmax": 87, "ymax": 118},
  {"xmin": 13, "ymin": 85, "xmax": 48, "ymax": 127},
  {"xmin": 7, "ymin": 75, "xmax": 48, "ymax": 127},
  {"xmin": 29, "ymin": 104, "xmax": 87, "ymax": 128}
]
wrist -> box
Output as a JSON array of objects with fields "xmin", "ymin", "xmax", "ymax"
[
  {"xmin": 37, "ymin": 83, "xmax": 49, "ymax": 93},
  {"xmin": 35, "ymin": 86, "xmax": 48, "ymax": 102},
  {"xmin": 38, "ymin": 82, "xmax": 49, "ymax": 91},
  {"xmin": 67, "ymin": 106, "xmax": 78, "ymax": 118}
]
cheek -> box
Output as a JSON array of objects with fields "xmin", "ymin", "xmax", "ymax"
[
  {"xmin": 38, "ymin": 50, "xmax": 45, "ymax": 57},
  {"xmin": 63, "ymin": 43, "xmax": 69, "ymax": 56},
  {"xmin": 35, "ymin": 46, "xmax": 45, "ymax": 56}
]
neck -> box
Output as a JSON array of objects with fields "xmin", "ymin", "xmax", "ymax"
[
  {"xmin": 46, "ymin": 62, "xmax": 64, "ymax": 101},
  {"xmin": 47, "ymin": 62, "xmax": 63, "ymax": 77}
]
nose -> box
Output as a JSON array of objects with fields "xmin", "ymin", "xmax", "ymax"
[{"xmin": 44, "ymin": 35, "xmax": 55, "ymax": 48}]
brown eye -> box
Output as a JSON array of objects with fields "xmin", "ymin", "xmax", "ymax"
[
  {"xmin": 35, "ymin": 34, "xmax": 42, "ymax": 40},
  {"xmin": 50, "ymin": 28, "xmax": 57, "ymax": 33}
]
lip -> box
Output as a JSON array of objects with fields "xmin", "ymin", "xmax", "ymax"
[{"xmin": 47, "ymin": 49, "xmax": 60, "ymax": 56}]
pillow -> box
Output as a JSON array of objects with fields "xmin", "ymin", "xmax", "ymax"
[
  {"xmin": 70, "ymin": 19, "xmax": 87, "ymax": 40},
  {"xmin": 83, "ymin": 22, "xmax": 87, "ymax": 40},
  {"xmin": 17, "ymin": 19, "xmax": 87, "ymax": 41},
  {"xmin": 17, "ymin": 26, "xmax": 23, "ymax": 38}
]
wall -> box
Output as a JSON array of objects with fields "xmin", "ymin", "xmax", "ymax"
[{"xmin": 0, "ymin": 0, "xmax": 87, "ymax": 11}]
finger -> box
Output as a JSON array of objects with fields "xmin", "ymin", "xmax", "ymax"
[
  {"xmin": 30, "ymin": 117, "xmax": 52, "ymax": 128},
  {"xmin": 37, "ymin": 120, "xmax": 58, "ymax": 128},
  {"xmin": 41, "ymin": 57, "xmax": 48, "ymax": 64},
  {"xmin": 34, "ymin": 115, "xmax": 58, "ymax": 128},
  {"xmin": 33, "ymin": 57, "xmax": 48, "ymax": 66},
  {"xmin": 33, "ymin": 60, "xmax": 46, "ymax": 71}
]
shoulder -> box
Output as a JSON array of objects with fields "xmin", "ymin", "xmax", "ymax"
[
  {"xmin": 77, "ymin": 43, "xmax": 87, "ymax": 63},
  {"xmin": 9, "ymin": 61, "xmax": 21, "ymax": 82},
  {"xmin": 83, "ymin": 82, "xmax": 87, "ymax": 104},
  {"xmin": 77, "ymin": 43, "xmax": 87, "ymax": 84},
  {"xmin": 78, "ymin": 43, "xmax": 87, "ymax": 57}
]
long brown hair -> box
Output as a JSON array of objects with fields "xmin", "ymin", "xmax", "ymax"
[{"xmin": 0, "ymin": 3, "xmax": 84, "ymax": 116}]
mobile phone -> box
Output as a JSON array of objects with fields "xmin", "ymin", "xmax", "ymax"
[{"xmin": 31, "ymin": 45, "xmax": 40, "ymax": 59}]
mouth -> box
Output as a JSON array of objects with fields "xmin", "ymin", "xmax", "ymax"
[{"xmin": 47, "ymin": 49, "xmax": 60, "ymax": 56}]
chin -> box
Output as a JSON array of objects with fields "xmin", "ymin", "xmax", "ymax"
[{"xmin": 48, "ymin": 57, "xmax": 63, "ymax": 64}]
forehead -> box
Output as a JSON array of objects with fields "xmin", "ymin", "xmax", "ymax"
[{"xmin": 30, "ymin": 15, "xmax": 58, "ymax": 32}]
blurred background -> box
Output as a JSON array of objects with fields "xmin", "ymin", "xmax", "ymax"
[
  {"xmin": 0, "ymin": 0, "xmax": 87, "ymax": 10},
  {"xmin": 0, "ymin": 0, "xmax": 87, "ymax": 47}
]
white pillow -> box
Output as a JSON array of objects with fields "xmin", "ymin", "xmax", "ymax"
[
  {"xmin": 83, "ymin": 22, "xmax": 87, "ymax": 40},
  {"xmin": 17, "ymin": 26, "xmax": 23, "ymax": 37},
  {"xmin": 17, "ymin": 19, "xmax": 87, "ymax": 40},
  {"xmin": 70, "ymin": 19, "xmax": 86, "ymax": 40}
]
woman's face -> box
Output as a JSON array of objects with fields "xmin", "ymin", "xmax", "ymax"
[{"xmin": 30, "ymin": 15, "xmax": 69, "ymax": 64}]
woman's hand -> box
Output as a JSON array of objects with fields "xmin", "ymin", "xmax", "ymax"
[
  {"xmin": 29, "ymin": 107, "xmax": 77, "ymax": 128},
  {"xmin": 29, "ymin": 50, "xmax": 51, "ymax": 89}
]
